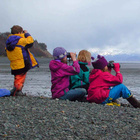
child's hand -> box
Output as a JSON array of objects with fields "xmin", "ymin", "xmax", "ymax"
[
  {"xmin": 113, "ymin": 63, "xmax": 120, "ymax": 73},
  {"xmin": 70, "ymin": 52, "xmax": 77, "ymax": 61},
  {"xmin": 23, "ymin": 30, "xmax": 28, "ymax": 33}
]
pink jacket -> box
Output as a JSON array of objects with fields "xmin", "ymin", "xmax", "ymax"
[
  {"xmin": 87, "ymin": 69, "xmax": 123, "ymax": 104},
  {"xmin": 49, "ymin": 60, "xmax": 80, "ymax": 99}
]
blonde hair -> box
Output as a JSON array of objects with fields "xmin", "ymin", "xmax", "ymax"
[{"xmin": 77, "ymin": 50, "xmax": 91, "ymax": 62}]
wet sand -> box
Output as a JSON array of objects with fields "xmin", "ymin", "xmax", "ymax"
[
  {"xmin": 0, "ymin": 57, "xmax": 52, "ymax": 98},
  {"xmin": 0, "ymin": 57, "xmax": 140, "ymax": 102}
]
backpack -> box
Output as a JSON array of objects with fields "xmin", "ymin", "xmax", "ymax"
[{"xmin": 0, "ymin": 89, "xmax": 10, "ymax": 97}]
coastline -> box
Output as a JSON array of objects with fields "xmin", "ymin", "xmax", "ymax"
[{"xmin": 0, "ymin": 96, "xmax": 139, "ymax": 139}]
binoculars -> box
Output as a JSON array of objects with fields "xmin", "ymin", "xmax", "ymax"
[
  {"xmin": 107, "ymin": 61, "xmax": 115, "ymax": 68},
  {"xmin": 107, "ymin": 61, "xmax": 121, "ymax": 68},
  {"xmin": 67, "ymin": 52, "xmax": 71, "ymax": 58}
]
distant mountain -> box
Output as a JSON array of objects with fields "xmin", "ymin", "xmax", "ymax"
[
  {"xmin": 91, "ymin": 53, "xmax": 140, "ymax": 62},
  {"xmin": 0, "ymin": 32, "xmax": 52, "ymax": 58},
  {"xmin": 104, "ymin": 54, "xmax": 140, "ymax": 62}
]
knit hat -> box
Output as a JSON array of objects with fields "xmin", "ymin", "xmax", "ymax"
[
  {"xmin": 53, "ymin": 47, "xmax": 67, "ymax": 60},
  {"xmin": 92, "ymin": 55, "xmax": 108, "ymax": 69}
]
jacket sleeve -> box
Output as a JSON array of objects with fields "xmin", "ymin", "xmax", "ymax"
[
  {"xmin": 60, "ymin": 61, "xmax": 80, "ymax": 76},
  {"xmin": 102, "ymin": 72, "xmax": 123, "ymax": 86},
  {"xmin": 18, "ymin": 33, "xmax": 34, "ymax": 47},
  {"xmin": 25, "ymin": 43, "xmax": 34, "ymax": 49}
]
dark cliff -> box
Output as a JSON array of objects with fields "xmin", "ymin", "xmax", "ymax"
[{"xmin": 0, "ymin": 32, "xmax": 52, "ymax": 58}]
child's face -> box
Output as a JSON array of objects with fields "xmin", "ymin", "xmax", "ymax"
[
  {"xmin": 61, "ymin": 56, "xmax": 67, "ymax": 64},
  {"xmin": 102, "ymin": 66, "xmax": 111, "ymax": 73}
]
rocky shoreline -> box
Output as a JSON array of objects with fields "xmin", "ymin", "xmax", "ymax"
[{"xmin": 0, "ymin": 96, "xmax": 139, "ymax": 140}]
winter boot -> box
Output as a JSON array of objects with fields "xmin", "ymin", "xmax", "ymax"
[
  {"xmin": 10, "ymin": 87, "xmax": 26, "ymax": 96},
  {"xmin": 10, "ymin": 87, "xmax": 17, "ymax": 96},
  {"xmin": 127, "ymin": 96, "xmax": 140, "ymax": 108},
  {"xmin": 16, "ymin": 91, "xmax": 26, "ymax": 96}
]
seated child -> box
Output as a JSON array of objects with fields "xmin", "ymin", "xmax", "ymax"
[
  {"xmin": 87, "ymin": 55, "xmax": 140, "ymax": 108},
  {"xmin": 70, "ymin": 50, "xmax": 91, "ymax": 91},
  {"xmin": 49, "ymin": 47, "xmax": 87, "ymax": 101}
]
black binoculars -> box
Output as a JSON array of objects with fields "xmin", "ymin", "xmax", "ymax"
[
  {"xmin": 107, "ymin": 61, "xmax": 121, "ymax": 68},
  {"xmin": 107, "ymin": 61, "xmax": 115, "ymax": 68},
  {"xmin": 67, "ymin": 52, "xmax": 77, "ymax": 59},
  {"xmin": 67, "ymin": 52, "xmax": 71, "ymax": 58}
]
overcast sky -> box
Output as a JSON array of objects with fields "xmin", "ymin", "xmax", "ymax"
[{"xmin": 1, "ymin": 0, "xmax": 140, "ymax": 56}]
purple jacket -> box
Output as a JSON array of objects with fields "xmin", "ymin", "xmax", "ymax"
[{"xmin": 49, "ymin": 60, "xmax": 80, "ymax": 99}]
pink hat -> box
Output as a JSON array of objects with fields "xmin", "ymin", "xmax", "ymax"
[{"xmin": 92, "ymin": 55, "xmax": 108, "ymax": 69}]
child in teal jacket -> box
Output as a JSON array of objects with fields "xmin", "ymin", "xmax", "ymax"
[{"xmin": 70, "ymin": 50, "xmax": 91, "ymax": 91}]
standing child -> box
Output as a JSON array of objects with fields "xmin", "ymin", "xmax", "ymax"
[
  {"xmin": 5, "ymin": 25, "xmax": 39, "ymax": 96},
  {"xmin": 87, "ymin": 55, "xmax": 140, "ymax": 108},
  {"xmin": 70, "ymin": 50, "xmax": 91, "ymax": 91},
  {"xmin": 49, "ymin": 47, "xmax": 86, "ymax": 101}
]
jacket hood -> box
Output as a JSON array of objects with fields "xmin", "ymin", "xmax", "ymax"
[
  {"xmin": 6, "ymin": 35, "xmax": 21, "ymax": 51},
  {"xmin": 89, "ymin": 69, "xmax": 102, "ymax": 81},
  {"xmin": 90, "ymin": 69, "xmax": 101, "ymax": 75},
  {"xmin": 49, "ymin": 60, "xmax": 62, "ymax": 72}
]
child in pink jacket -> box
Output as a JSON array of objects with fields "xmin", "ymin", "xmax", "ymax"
[
  {"xmin": 49, "ymin": 47, "xmax": 86, "ymax": 101},
  {"xmin": 87, "ymin": 55, "xmax": 140, "ymax": 108}
]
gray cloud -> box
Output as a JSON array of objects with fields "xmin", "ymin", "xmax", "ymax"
[{"xmin": 1, "ymin": 0, "xmax": 140, "ymax": 55}]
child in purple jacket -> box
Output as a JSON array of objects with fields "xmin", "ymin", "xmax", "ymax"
[{"xmin": 49, "ymin": 47, "xmax": 86, "ymax": 101}]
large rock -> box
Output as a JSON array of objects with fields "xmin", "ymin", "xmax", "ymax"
[{"xmin": 0, "ymin": 32, "xmax": 52, "ymax": 58}]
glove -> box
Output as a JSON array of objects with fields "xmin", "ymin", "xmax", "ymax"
[{"xmin": 113, "ymin": 63, "xmax": 120, "ymax": 73}]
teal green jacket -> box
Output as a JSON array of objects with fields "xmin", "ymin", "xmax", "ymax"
[{"xmin": 70, "ymin": 61, "xmax": 90, "ymax": 90}]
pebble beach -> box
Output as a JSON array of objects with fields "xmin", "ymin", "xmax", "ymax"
[{"xmin": 0, "ymin": 96, "xmax": 140, "ymax": 140}]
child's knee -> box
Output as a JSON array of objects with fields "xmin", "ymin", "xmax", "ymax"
[
  {"xmin": 121, "ymin": 86, "xmax": 131, "ymax": 99},
  {"xmin": 81, "ymin": 88, "xmax": 87, "ymax": 95}
]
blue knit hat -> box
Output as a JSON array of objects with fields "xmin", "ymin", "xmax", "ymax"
[{"xmin": 53, "ymin": 47, "xmax": 67, "ymax": 60}]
